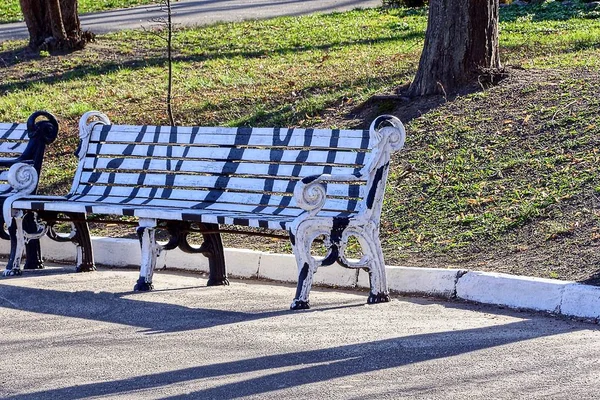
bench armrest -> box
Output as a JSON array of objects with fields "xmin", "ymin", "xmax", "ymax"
[
  {"xmin": 2, "ymin": 163, "xmax": 41, "ymax": 226},
  {"xmin": 293, "ymin": 115, "xmax": 406, "ymax": 218}
]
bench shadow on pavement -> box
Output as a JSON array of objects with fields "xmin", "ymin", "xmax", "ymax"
[
  {"xmin": 0, "ymin": 278, "xmax": 364, "ymax": 334},
  {"xmin": 1, "ymin": 267, "xmax": 596, "ymax": 398},
  {"xmin": 2, "ymin": 317, "xmax": 593, "ymax": 400}
]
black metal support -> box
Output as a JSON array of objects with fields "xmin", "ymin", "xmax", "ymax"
[
  {"xmin": 22, "ymin": 212, "xmax": 43, "ymax": 269},
  {"xmin": 71, "ymin": 213, "xmax": 95, "ymax": 272},
  {"xmin": 202, "ymin": 223, "xmax": 229, "ymax": 286},
  {"xmin": 176, "ymin": 222, "xmax": 229, "ymax": 286},
  {"xmin": 367, "ymin": 291, "xmax": 391, "ymax": 304},
  {"xmin": 134, "ymin": 276, "xmax": 154, "ymax": 291}
]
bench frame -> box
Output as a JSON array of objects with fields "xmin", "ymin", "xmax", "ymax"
[
  {"xmin": 288, "ymin": 115, "xmax": 405, "ymax": 308},
  {"xmin": 6, "ymin": 112, "xmax": 405, "ymax": 309},
  {"xmin": 0, "ymin": 111, "xmax": 58, "ymax": 275}
]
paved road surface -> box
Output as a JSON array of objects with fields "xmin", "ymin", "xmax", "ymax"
[
  {"xmin": 0, "ymin": 266, "xmax": 599, "ymax": 399},
  {"xmin": 0, "ymin": 0, "xmax": 381, "ymax": 43}
]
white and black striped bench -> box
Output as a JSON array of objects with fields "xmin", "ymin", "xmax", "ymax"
[
  {"xmin": 5, "ymin": 111, "xmax": 406, "ymax": 309},
  {"xmin": 0, "ymin": 111, "xmax": 58, "ymax": 274}
]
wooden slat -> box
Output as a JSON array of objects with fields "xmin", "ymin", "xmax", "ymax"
[
  {"xmin": 0, "ymin": 125, "xmax": 28, "ymax": 141},
  {"xmin": 86, "ymin": 143, "xmax": 367, "ymax": 165},
  {"xmin": 0, "ymin": 142, "xmax": 28, "ymax": 154},
  {"xmin": 67, "ymin": 196, "xmax": 307, "ymax": 216},
  {"xmin": 89, "ymin": 126, "xmax": 371, "ymax": 150},
  {"xmin": 15, "ymin": 199, "xmax": 350, "ymax": 221},
  {"xmin": 91, "ymin": 124, "xmax": 370, "ymax": 140},
  {"xmin": 90, "ymin": 134, "xmax": 371, "ymax": 151},
  {"xmin": 69, "ymin": 188, "xmax": 359, "ymax": 213},
  {"xmin": 75, "ymin": 172, "xmax": 365, "ymax": 198},
  {"xmin": 83, "ymin": 157, "xmax": 363, "ymax": 178}
]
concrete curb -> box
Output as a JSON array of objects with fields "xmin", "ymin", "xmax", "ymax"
[{"xmin": 1, "ymin": 236, "xmax": 599, "ymax": 321}]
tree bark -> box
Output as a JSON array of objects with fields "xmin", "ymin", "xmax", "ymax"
[
  {"xmin": 408, "ymin": 0, "xmax": 501, "ymax": 96},
  {"xmin": 19, "ymin": 0, "xmax": 92, "ymax": 51}
]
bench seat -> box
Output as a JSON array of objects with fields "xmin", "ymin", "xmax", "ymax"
[{"xmin": 5, "ymin": 111, "xmax": 406, "ymax": 309}]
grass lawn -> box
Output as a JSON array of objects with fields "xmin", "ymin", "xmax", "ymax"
[
  {"xmin": 1, "ymin": 1, "xmax": 600, "ymax": 282},
  {"xmin": 0, "ymin": 0, "xmax": 165, "ymax": 24}
]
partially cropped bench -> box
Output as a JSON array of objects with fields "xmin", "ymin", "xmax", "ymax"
[
  {"xmin": 5, "ymin": 111, "xmax": 405, "ymax": 309},
  {"xmin": 0, "ymin": 111, "xmax": 58, "ymax": 274}
]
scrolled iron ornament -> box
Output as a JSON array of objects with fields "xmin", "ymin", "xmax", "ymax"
[
  {"xmin": 7, "ymin": 163, "xmax": 38, "ymax": 195},
  {"xmin": 78, "ymin": 111, "xmax": 111, "ymax": 139},
  {"xmin": 3, "ymin": 163, "xmax": 39, "ymax": 229},
  {"xmin": 46, "ymin": 220, "xmax": 77, "ymax": 242},
  {"xmin": 294, "ymin": 176, "xmax": 327, "ymax": 215},
  {"xmin": 27, "ymin": 111, "xmax": 59, "ymax": 144},
  {"xmin": 369, "ymin": 115, "xmax": 405, "ymax": 148},
  {"xmin": 365, "ymin": 115, "xmax": 406, "ymax": 175},
  {"xmin": 75, "ymin": 111, "xmax": 111, "ymax": 160}
]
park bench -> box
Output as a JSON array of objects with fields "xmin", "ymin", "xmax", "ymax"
[
  {"xmin": 4, "ymin": 111, "xmax": 406, "ymax": 309},
  {"xmin": 0, "ymin": 111, "xmax": 58, "ymax": 273}
]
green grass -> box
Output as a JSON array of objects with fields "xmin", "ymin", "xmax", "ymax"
[
  {"xmin": 0, "ymin": 0, "xmax": 164, "ymax": 24},
  {"xmin": 0, "ymin": 9, "xmax": 426, "ymax": 125},
  {"xmin": 501, "ymin": 1, "xmax": 600, "ymax": 68},
  {"xmin": 384, "ymin": 73, "xmax": 600, "ymax": 253},
  {"xmin": 1, "ymin": 1, "xmax": 600, "ymax": 280}
]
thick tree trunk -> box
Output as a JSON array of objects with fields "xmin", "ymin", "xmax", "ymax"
[
  {"xmin": 408, "ymin": 0, "xmax": 501, "ymax": 96},
  {"xmin": 19, "ymin": 0, "xmax": 92, "ymax": 51}
]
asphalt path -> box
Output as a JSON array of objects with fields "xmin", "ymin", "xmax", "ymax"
[
  {"xmin": 0, "ymin": 0, "xmax": 381, "ymax": 43},
  {"xmin": 0, "ymin": 266, "xmax": 599, "ymax": 399}
]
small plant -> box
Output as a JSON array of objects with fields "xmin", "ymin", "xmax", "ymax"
[{"xmin": 149, "ymin": 0, "xmax": 176, "ymax": 126}]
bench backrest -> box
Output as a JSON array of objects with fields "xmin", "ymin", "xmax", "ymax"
[
  {"xmin": 69, "ymin": 112, "xmax": 404, "ymax": 222},
  {"xmin": 0, "ymin": 112, "xmax": 58, "ymax": 196},
  {"xmin": 0, "ymin": 123, "xmax": 30, "ymax": 196}
]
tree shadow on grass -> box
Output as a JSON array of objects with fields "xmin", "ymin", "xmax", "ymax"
[
  {"xmin": 0, "ymin": 46, "xmax": 37, "ymax": 69},
  {"xmin": 168, "ymin": 64, "xmax": 417, "ymax": 126},
  {"xmin": 350, "ymin": 77, "xmax": 498, "ymax": 127},
  {"xmin": 0, "ymin": 33, "xmax": 422, "ymax": 93},
  {"xmin": 2, "ymin": 317, "xmax": 593, "ymax": 399}
]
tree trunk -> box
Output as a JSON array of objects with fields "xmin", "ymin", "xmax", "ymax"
[
  {"xmin": 408, "ymin": 0, "xmax": 501, "ymax": 96},
  {"xmin": 19, "ymin": 0, "xmax": 93, "ymax": 51}
]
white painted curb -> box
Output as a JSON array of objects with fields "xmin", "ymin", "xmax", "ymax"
[
  {"xmin": 456, "ymin": 271, "xmax": 570, "ymax": 313},
  {"xmin": 358, "ymin": 265, "xmax": 461, "ymax": 298},
  {"xmin": 561, "ymin": 284, "xmax": 600, "ymax": 319},
  {"xmin": 0, "ymin": 236, "xmax": 598, "ymax": 321}
]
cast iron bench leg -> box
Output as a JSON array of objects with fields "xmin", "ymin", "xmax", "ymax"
[
  {"xmin": 201, "ymin": 223, "xmax": 229, "ymax": 286},
  {"xmin": 4, "ymin": 214, "xmax": 25, "ymax": 276},
  {"xmin": 134, "ymin": 218, "xmax": 159, "ymax": 291},
  {"xmin": 22, "ymin": 212, "xmax": 43, "ymax": 270},
  {"xmin": 289, "ymin": 227, "xmax": 314, "ymax": 310},
  {"xmin": 72, "ymin": 213, "xmax": 96, "ymax": 272},
  {"xmin": 361, "ymin": 231, "xmax": 391, "ymax": 304}
]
